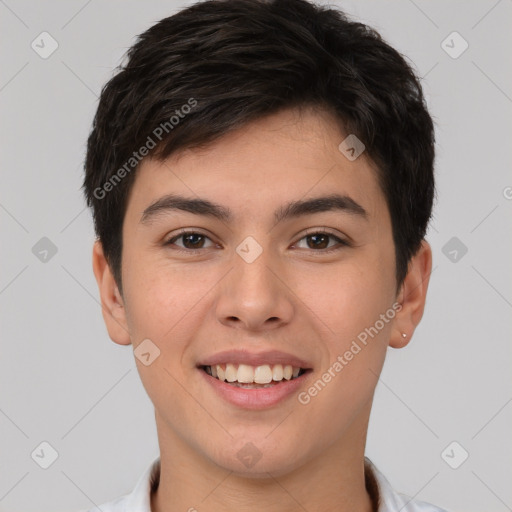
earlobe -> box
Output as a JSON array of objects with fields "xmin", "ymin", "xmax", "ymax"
[
  {"xmin": 390, "ymin": 240, "xmax": 433, "ymax": 349},
  {"xmin": 92, "ymin": 240, "xmax": 132, "ymax": 346}
]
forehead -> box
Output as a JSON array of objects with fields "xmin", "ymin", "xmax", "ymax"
[{"xmin": 124, "ymin": 107, "xmax": 388, "ymax": 228}]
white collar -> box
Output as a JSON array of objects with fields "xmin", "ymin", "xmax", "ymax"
[{"xmin": 117, "ymin": 456, "xmax": 447, "ymax": 512}]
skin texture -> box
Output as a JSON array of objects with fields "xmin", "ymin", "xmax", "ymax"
[{"xmin": 92, "ymin": 106, "xmax": 432, "ymax": 512}]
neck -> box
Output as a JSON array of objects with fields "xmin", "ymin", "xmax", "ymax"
[{"xmin": 151, "ymin": 405, "xmax": 376, "ymax": 512}]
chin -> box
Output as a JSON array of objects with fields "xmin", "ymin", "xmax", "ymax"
[{"xmin": 208, "ymin": 440, "xmax": 308, "ymax": 479}]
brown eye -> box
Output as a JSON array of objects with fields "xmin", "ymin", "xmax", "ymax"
[
  {"xmin": 294, "ymin": 231, "xmax": 349, "ymax": 252},
  {"xmin": 180, "ymin": 233, "xmax": 206, "ymax": 249},
  {"xmin": 165, "ymin": 231, "xmax": 215, "ymax": 251},
  {"xmin": 306, "ymin": 233, "xmax": 330, "ymax": 249}
]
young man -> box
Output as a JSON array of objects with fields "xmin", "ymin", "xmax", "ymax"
[{"xmin": 82, "ymin": 0, "xmax": 447, "ymax": 510}]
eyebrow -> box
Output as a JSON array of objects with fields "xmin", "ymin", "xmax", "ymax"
[{"xmin": 140, "ymin": 193, "xmax": 368, "ymax": 225}]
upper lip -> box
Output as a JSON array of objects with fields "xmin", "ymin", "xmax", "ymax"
[{"xmin": 198, "ymin": 349, "xmax": 313, "ymax": 369}]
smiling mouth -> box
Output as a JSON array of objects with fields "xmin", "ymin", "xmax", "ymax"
[{"xmin": 200, "ymin": 363, "xmax": 310, "ymax": 388}]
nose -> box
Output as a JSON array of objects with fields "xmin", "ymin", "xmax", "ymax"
[{"xmin": 214, "ymin": 244, "xmax": 294, "ymax": 333}]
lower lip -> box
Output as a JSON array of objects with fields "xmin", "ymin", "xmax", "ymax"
[{"xmin": 199, "ymin": 368, "xmax": 310, "ymax": 410}]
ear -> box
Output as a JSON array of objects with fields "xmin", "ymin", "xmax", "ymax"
[
  {"xmin": 92, "ymin": 240, "xmax": 132, "ymax": 345},
  {"xmin": 390, "ymin": 240, "xmax": 433, "ymax": 349}
]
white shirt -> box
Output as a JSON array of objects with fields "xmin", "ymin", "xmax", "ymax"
[{"xmin": 82, "ymin": 456, "xmax": 449, "ymax": 512}]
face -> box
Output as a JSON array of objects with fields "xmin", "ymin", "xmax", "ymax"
[{"xmin": 94, "ymin": 106, "xmax": 431, "ymax": 477}]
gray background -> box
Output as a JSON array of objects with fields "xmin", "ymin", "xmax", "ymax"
[{"xmin": 1, "ymin": 0, "xmax": 511, "ymax": 511}]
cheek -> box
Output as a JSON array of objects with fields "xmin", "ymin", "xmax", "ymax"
[
  {"xmin": 292, "ymin": 256, "xmax": 395, "ymax": 408},
  {"xmin": 122, "ymin": 257, "xmax": 195, "ymax": 343},
  {"xmin": 296, "ymin": 284, "xmax": 392, "ymax": 434},
  {"xmin": 294, "ymin": 259, "xmax": 395, "ymax": 342},
  {"xmin": 121, "ymin": 261, "xmax": 206, "ymax": 405},
  {"xmin": 122, "ymin": 257, "xmax": 225, "ymax": 366}
]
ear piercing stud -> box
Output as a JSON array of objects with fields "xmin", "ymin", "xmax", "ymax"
[{"xmin": 402, "ymin": 333, "xmax": 407, "ymax": 338}]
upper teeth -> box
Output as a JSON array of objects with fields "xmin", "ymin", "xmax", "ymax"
[{"xmin": 205, "ymin": 364, "xmax": 301, "ymax": 384}]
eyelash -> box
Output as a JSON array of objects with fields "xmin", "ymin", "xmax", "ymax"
[{"xmin": 163, "ymin": 228, "xmax": 350, "ymax": 254}]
